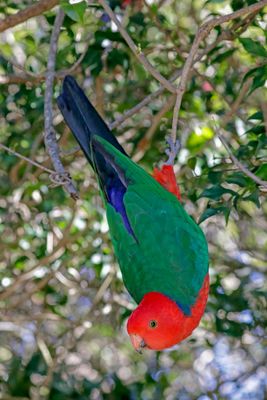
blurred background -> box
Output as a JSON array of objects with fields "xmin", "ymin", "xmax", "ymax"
[{"xmin": 0, "ymin": 0, "xmax": 266, "ymax": 399}]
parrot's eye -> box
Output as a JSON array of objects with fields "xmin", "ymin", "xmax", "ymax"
[{"xmin": 149, "ymin": 320, "xmax": 157, "ymax": 328}]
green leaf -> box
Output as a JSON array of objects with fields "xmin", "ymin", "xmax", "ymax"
[
  {"xmin": 245, "ymin": 125, "xmax": 265, "ymax": 136},
  {"xmin": 187, "ymin": 127, "xmax": 214, "ymax": 151},
  {"xmin": 223, "ymin": 206, "xmax": 231, "ymax": 224},
  {"xmin": 133, "ymin": 62, "xmax": 148, "ymax": 80},
  {"xmin": 198, "ymin": 206, "xmax": 229, "ymax": 224},
  {"xmin": 212, "ymin": 48, "xmax": 236, "ymax": 63},
  {"xmin": 14, "ymin": 255, "xmax": 29, "ymax": 270},
  {"xmin": 208, "ymin": 170, "xmax": 223, "ymax": 184},
  {"xmin": 187, "ymin": 157, "xmax": 197, "ymax": 170},
  {"xmin": 26, "ymin": 352, "xmax": 47, "ymax": 376},
  {"xmin": 83, "ymin": 45, "xmax": 103, "ymax": 76},
  {"xmin": 248, "ymin": 111, "xmax": 263, "ymax": 121},
  {"xmin": 60, "ymin": 0, "xmax": 87, "ymax": 22},
  {"xmin": 95, "ymin": 30, "xmax": 125, "ymax": 44},
  {"xmin": 231, "ymin": 0, "xmax": 246, "ymax": 11},
  {"xmin": 199, "ymin": 184, "xmax": 236, "ymax": 200},
  {"xmin": 106, "ymin": 48, "xmax": 130, "ymax": 71},
  {"xmin": 255, "ymin": 164, "xmax": 267, "ymax": 180},
  {"xmin": 129, "ymin": 12, "xmax": 146, "ymax": 26},
  {"xmin": 243, "ymin": 190, "xmax": 261, "ymax": 208},
  {"xmin": 239, "ymin": 38, "xmax": 267, "ymax": 58},
  {"xmin": 243, "ymin": 65, "xmax": 267, "ymax": 95},
  {"xmin": 226, "ymin": 172, "xmax": 249, "ymax": 187}
]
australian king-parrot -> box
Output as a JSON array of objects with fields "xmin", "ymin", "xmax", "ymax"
[{"xmin": 57, "ymin": 76, "xmax": 209, "ymax": 352}]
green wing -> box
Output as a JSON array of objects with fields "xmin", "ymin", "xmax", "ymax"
[{"xmin": 94, "ymin": 137, "xmax": 209, "ymax": 310}]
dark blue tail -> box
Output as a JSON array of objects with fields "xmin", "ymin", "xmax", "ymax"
[
  {"xmin": 57, "ymin": 76, "xmax": 134, "ymax": 234},
  {"xmin": 57, "ymin": 75, "xmax": 127, "ymax": 168}
]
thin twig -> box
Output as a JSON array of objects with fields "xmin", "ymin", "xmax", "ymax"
[
  {"xmin": 133, "ymin": 95, "xmax": 176, "ymax": 162},
  {"xmin": 0, "ymin": 74, "xmax": 40, "ymax": 85},
  {"xmin": 215, "ymin": 126, "xmax": 267, "ymax": 189},
  {"xmin": 110, "ymin": 69, "xmax": 182, "ymax": 130},
  {"xmin": 171, "ymin": 0, "xmax": 267, "ymax": 142},
  {"xmin": 92, "ymin": 272, "xmax": 115, "ymax": 306},
  {"xmin": 196, "ymin": 10, "xmax": 260, "ymax": 62},
  {"xmin": 0, "ymin": 144, "xmax": 72, "ymax": 189},
  {"xmin": 0, "ymin": 397, "xmax": 30, "ymax": 400},
  {"xmin": 15, "ymin": 41, "xmax": 89, "ymax": 79},
  {"xmin": 221, "ymin": 78, "xmax": 253, "ymax": 125},
  {"xmin": 8, "ymin": 271, "xmax": 55, "ymax": 310},
  {"xmin": 0, "ymin": 143, "xmax": 55, "ymax": 175},
  {"xmin": 194, "ymin": 70, "xmax": 248, "ymax": 124},
  {"xmin": 61, "ymin": 42, "xmax": 90, "ymax": 76},
  {"xmin": 37, "ymin": 337, "xmax": 54, "ymax": 367},
  {"xmin": 97, "ymin": 0, "xmax": 177, "ymax": 94},
  {"xmin": 0, "ymin": 212, "xmax": 76, "ymax": 301},
  {"xmin": 0, "ymin": 0, "xmax": 59, "ymax": 33},
  {"xmin": 0, "ymin": 44, "xmax": 89, "ymax": 86},
  {"xmin": 43, "ymin": 8, "xmax": 79, "ymax": 200},
  {"xmin": 0, "ymin": 248, "xmax": 65, "ymax": 302},
  {"xmin": 111, "ymin": 2, "xmax": 263, "ymax": 132}
]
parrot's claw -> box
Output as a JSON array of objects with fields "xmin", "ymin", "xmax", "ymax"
[
  {"xmin": 165, "ymin": 149, "xmax": 171, "ymax": 156},
  {"xmin": 165, "ymin": 135, "xmax": 181, "ymax": 165}
]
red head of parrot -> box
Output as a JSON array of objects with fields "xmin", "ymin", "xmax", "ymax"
[{"xmin": 127, "ymin": 275, "xmax": 209, "ymax": 351}]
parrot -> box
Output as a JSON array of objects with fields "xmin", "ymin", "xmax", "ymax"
[{"xmin": 57, "ymin": 76, "xmax": 209, "ymax": 352}]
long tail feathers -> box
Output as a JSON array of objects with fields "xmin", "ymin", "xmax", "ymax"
[{"xmin": 57, "ymin": 76, "xmax": 127, "ymax": 166}]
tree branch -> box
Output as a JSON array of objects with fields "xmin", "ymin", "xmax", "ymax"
[
  {"xmin": 171, "ymin": 0, "xmax": 267, "ymax": 142},
  {"xmin": 0, "ymin": 211, "xmax": 76, "ymax": 302},
  {"xmin": 110, "ymin": 69, "xmax": 182, "ymax": 130},
  {"xmin": 215, "ymin": 126, "xmax": 267, "ymax": 189},
  {"xmin": 0, "ymin": 44, "xmax": 89, "ymax": 86},
  {"xmin": 133, "ymin": 95, "xmax": 176, "ymax": 162},
  {"xmin": 43, "ymin": 8, "xmax": 79, "ymax": 200},
  {"xmin": 221, "ymin": 78, "xmax": 253, "ymax": 125},
  {"xmin": 0, "ymin": 74, "xmax": 41, "ymax": 85},
  {"xmin": 0, "ymin": 0, "xmax": 59, "ymax": 33},
  {"xmin": 0, "ymin": 142, "xmax": 75, "ymax": 188},
  {"xmin": 96, "ymin": 0, "xmax": 177, "ymax": 94},
  {"xmin": 0, "ymin": 143, "xmax": 54, "ymax": 174},
  {"xmin": 111, "ymin": 2, "xmax": 264, "ymax": 133}
]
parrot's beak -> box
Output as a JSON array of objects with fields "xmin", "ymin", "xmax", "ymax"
[{"xmin": 129, "ymin": 334, "xmax": 146, "ymax": 353}]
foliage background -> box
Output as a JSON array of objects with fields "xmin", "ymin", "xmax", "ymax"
[{"xmin": 0, "ymin": 0, "xmax": 267, "ymax": 399}]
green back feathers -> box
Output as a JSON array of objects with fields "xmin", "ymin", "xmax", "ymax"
[{"xmin": 93, "ymin": 136, "xmax": 209, "ymax": 309}]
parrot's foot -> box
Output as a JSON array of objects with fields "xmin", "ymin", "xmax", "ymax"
[{"xmin": 165, "ymin": 136, "xmax": 181, "ymax": 165}]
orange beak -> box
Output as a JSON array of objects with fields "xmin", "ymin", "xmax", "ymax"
[{"xmin": 129, "ymin": 334, "xmax": 146, "ymax": 354}]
